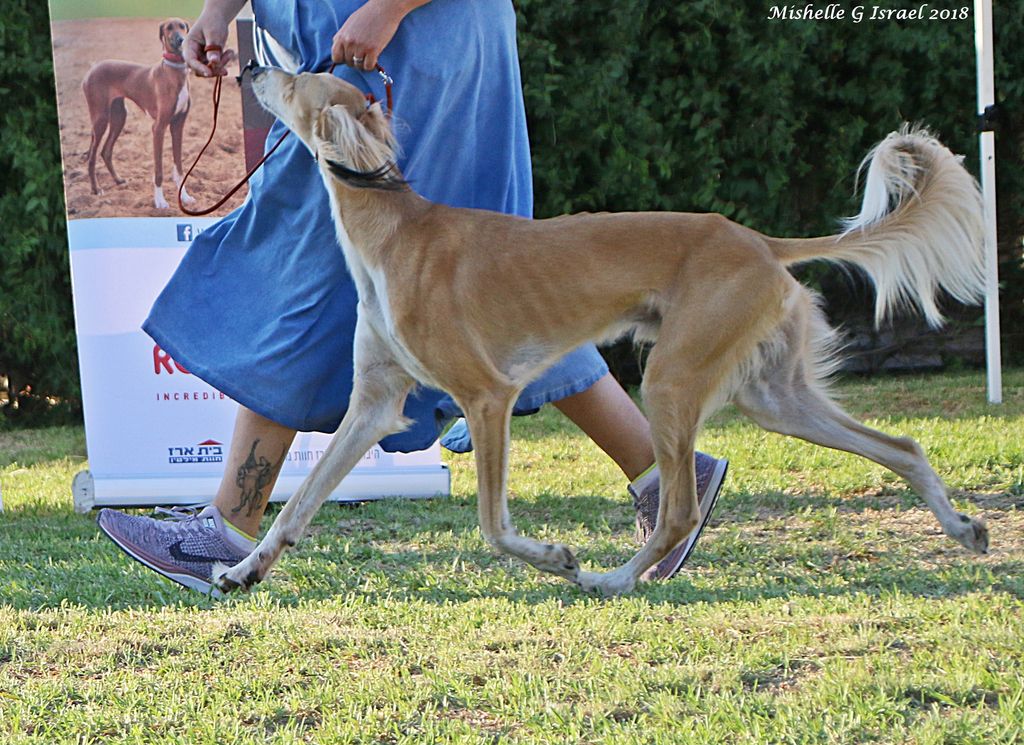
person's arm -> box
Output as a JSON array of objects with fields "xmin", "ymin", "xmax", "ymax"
[
  {"xmin": 331, "ymin": 0, "xmax": 432, "ymax": 71},
  {"xmin": 184, "ymin": 0, "xmax": 246, "ymax": 77}
]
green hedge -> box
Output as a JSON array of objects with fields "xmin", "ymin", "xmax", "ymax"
[
  {"xmin": 1, "ymin": 1, "xmax": 1021, "ymax": 423},
  {"xmin": 0, "ymin": 0, "xmax": 77, "ymax": 424}
]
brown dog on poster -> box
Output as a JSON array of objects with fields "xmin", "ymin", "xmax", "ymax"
[{"xmin": 82, "ymin": 17, "xmax": 197, "ymax": 209}]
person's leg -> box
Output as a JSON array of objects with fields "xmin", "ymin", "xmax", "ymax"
[
  {"xmin": 211, "ymin": 406, "xmax": 297, "ymax": 538},
  {"xmin": 551, "ymin": 372, "xmax": 655, "ymax": 480},
  {"xmin": 96, "ymin": 405, "xmax": 296, "ymax": 595}
]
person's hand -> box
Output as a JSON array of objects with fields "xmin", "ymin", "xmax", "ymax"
[
  {"xmin": 185, "ymin": 10, "xmax": 238, "ymax": 77},
  {"xmin": 331, "ymin": 0, "xmax": 412, "ymax": 71}
]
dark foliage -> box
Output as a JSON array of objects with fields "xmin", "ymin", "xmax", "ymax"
[{"xmin": 0, "ymin": 1, "xmax": 78, "ymax": 426}]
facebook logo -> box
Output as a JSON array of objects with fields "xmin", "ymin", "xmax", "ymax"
[{"xmin": 176, "ymin": 224, "xmax": 197, "ymax": 242}]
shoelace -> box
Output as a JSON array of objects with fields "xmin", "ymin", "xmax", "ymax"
[
  {"xmin": 152, "ymin": 506, "xmax": 220, "ymax": 542},
  {"xmin": 153, "ymin": 505, "xmax": 203, "ymax": 521}
]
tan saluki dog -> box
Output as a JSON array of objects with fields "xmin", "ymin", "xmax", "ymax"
[
  {"xmin": 214, "ymin": 69, "xmax": 989, "ymax": 597},
  {"xmin": 82, "ymin": 18, "xmax": 197, "ymax": 209}
]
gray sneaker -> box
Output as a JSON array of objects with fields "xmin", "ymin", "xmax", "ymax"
[
  {"xmin": 630, "ymin": 453, "xmax": 728, "ymax": 581},
  {"xmin": 97, "ymin": 505, "xmax": 251, "ymax": 596}
]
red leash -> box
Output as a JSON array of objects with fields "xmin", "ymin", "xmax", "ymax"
[{"xmin": 177, "ymin": 47, "xmax": 394, "ymax": 216}]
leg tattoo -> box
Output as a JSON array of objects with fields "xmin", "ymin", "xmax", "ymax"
[{"xmin": 232, "ymin": 440, "xmax": 288, "ymax": 517}]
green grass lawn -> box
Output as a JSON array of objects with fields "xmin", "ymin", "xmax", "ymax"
[{"xmin": 1, "ymin": 370, "xmax": 1022, "ymax": 744}]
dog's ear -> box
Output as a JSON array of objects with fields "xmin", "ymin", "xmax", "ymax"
[
  {"xmin": 159, "ymin": 22, "xmax": 166, "ymax": 42},
  {"xmin": 312, "ymin": 105, "xmax": 348, "ymax": 153},
  {"xmin": 314, "ymin": 103, "xmax": 391, "ymax": 151},
  {"xmin": 313, "ymin": 103, "xmax": 400, "ymax": 186},
  {"xmin": 357, "ymin": 102, "xmax": 394, "ymax": 146}
]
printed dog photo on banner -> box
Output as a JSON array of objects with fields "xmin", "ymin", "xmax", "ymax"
[
  {"xmin": 46, "ymin": 0, "xmax": 450, "ymax": 512},
  {"xmin": 49, "ymin": 0, "xmax": 246, "ymax": 218}
]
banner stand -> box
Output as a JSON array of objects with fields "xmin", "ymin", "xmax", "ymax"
[{"xmin": 72, "ymin": 467, "xmax": 450, "ymax": 514}]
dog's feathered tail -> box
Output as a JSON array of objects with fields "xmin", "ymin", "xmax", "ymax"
[{"xmin": 765, "ymin": 126, "xmax": 985, "ymax": 327}]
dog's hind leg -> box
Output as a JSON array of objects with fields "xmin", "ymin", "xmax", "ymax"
[
  {"xmin": 85, "ymin": 105, "xmax": 110, "ymax": 194},
  {"xmin": 100, "ymin": 98, "xmax": 128, "ymax": 187},
  {"xmin": 734, "ymin": 365, "xmax": 988, "ymax": 554},
  {"xmin": 577, "ymin": 250, "xmax": 790, "ymax": 595},
  {"xmin": 463, "ymin": 391, "xmax": 582, "ymax": 585},
  {"xmin": 214, "ymin": 320, "xmax": 415, "ymax": 593}
]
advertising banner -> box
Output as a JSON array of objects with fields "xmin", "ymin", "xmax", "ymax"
[{"xmin": 47, "ymin": 1, "xmax": 449, "ymax": 511}]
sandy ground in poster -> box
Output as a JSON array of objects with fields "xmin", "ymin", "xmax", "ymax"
[{"xmin": 51, "ymin": 17, "xmax": 249, "ymax": 219}]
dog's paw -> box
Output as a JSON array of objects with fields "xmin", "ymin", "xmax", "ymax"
[
  {"xmin": 153, "ymin": 188, "xmax": 171, "ymax": 210},
  {"xmin": 212, "ymin": 559, "xmax": 264, "ymax": 595},
  {"xmin": 951, "ymin": 513, "xmax": 989, "ymax": 555},
  {"xmin": 575, "ymin": 570, "xmax": 635, "ymax": 597},
  {"xmin": 575, "ymin": 570, "xmax": 603, "ymax": 594},
  {"xmin": 533, "ymin": 542, "xmax": 579, "ymax": 582}
]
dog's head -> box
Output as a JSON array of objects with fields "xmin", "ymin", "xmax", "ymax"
[
  {"xmin": 251, "ymin": 69, "xmax": 404, "ymax": 190},
  {"xmin": 160, "ymin": 18, "xmax": 190, "ymax": 55}
]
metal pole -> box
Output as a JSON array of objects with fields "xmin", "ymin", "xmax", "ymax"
[{"xmin": 975, "ymin": 0, "xmax": 1002, "ymax": 403}]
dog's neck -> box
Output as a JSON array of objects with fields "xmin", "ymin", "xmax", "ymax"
[
  {"xmin": 162, "ymin": 52, "xmax": 186, "ymax": 69},
  {"xmin": 325, "ymin": 182, "xmax": 426, "ymax": 267}
]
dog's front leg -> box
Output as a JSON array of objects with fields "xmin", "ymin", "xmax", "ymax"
[
  {"xmin": 214, "ymin": 323, "xmax": 414, "ymax": 594},
  {"xmin": 464, "ymin": 393, "xmax": 582, "ymax": 586},
  {"xmin": 152, "ymin": 117, "xmax": 171, "ymax": 209},
  {"xmin": 169, "ymin": 111, "xmax": 195, "ymax": 205}
]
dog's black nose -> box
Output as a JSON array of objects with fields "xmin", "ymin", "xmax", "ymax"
[{"xmin": 236, "ymin": 60, "xmax": 264, "ymax": 84}]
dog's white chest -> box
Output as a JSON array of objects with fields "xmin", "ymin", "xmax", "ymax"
[{"xmin": 174, "ymin": 83, "xmax": 189, "ymax": 115}]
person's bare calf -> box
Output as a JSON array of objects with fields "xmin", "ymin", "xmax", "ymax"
[{"xmin": 212, "ymin": 406, "xmax": 297, "ymax": 538}]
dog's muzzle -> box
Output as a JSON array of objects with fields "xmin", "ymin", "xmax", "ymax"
[{"xmin": 236, "ymin": 60, "xmax": 265, "ymax": 84}]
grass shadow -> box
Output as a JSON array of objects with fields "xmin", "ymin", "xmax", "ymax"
[{"xmin": 5, "ymin": 494, "xmax": 1019, "ymax": 611}]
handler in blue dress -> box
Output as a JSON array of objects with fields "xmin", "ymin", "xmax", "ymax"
[
  {"xmin": 145, "ymin": 0, "xmax": 608, "ymax": 449},
  {"xmin": 97, "ymin": 0, "xmax": 728, "ymax": 594}
]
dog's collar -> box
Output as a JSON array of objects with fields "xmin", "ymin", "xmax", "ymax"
[
  {"xmin": 163, "ymin": 52, "xmax": 186, "ymax": 69},
  {"xmin": 320, "ymin": 154, "xmax": 406, "ymax": 191}
]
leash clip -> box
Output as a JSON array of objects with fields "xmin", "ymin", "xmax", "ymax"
[{"xmin": 373, "ymin": 64, "xmax": 395, "ymax": 114}]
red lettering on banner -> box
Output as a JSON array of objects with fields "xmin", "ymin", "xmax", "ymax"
[{"xmin": 153, "ymin": 345, "xmax": 191, "ymax": 375}]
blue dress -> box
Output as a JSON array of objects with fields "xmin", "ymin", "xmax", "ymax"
[{"xmin": 144, "ymin": 0, "xmax": 608, "ymax": 451}]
